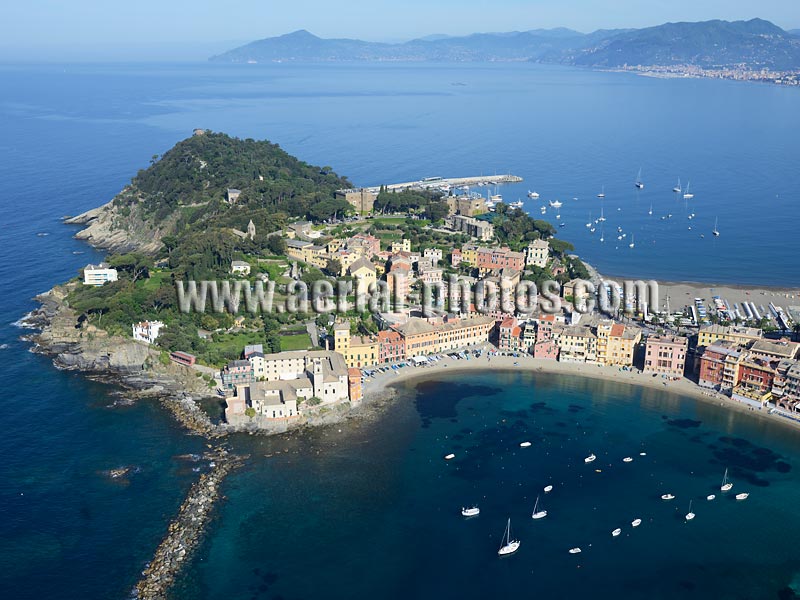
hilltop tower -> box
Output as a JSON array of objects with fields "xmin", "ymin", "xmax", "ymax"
[{"xmin": 247, "ymin": 219, "xmax": 256, "ymax": 240}]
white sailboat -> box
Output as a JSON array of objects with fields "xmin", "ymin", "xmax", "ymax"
[
  {"xmin": 497, "ymin": 518, "xmax": 521, "ymax": 556},
  {"xmin": 569, "ymin": 547, "xmax": 582, "ymax": 554},
  {"xmin": 735, "ymin": 492, "xmax": 750, "ymax": 501},
  {"xmin": 635, "ymin": 168, "xmax": 644, "ymax": 189},
  {"xmin": 584, "ymin": 453, "xmax": 597, "ymax": 463},
  {"xmin": 462, "ymin": 506, "xmax": 480, "ymax": 517},
  {"xmin": 544, "ymin": 485, "xmax": 554, "ymax": 493},
  {"xmin": 531, "ymin": 495, "xmax": 547, "ymax": 520},
  {"xmin": 683, "ymin": 181, "xmax": 694, "ymax": 199},
  {"xmin": 612, "ymin": 528, "xmax": 622, "ymax": 537},
  {"xmin": 685, "ymin": 500, "xmax": 696, "ymax": 521},
  {"xmin": 631, "ymin": 518, "xmax": 642, "ymax": 527},
  {"xmin": 648, "ymin": 204, "xmax": 653, "ymax": 216},
  {"xmin": 623, "ymin": 457, "xmax": 634, "ymax": 463},
  {"xmin": 721, "ymin": 468, "xmax": 733, "ymax": 492},
  {"xmin": 597, "ymin": 185, "xmax": 605, "ymax": 199},
  {"xmin": 598, "ymin": 206, "xmax": 606, "ymax": 222},
  {"xmin": 528, "ymin": 190, "xmax": 540, "ymax": 199},
  {"xmin": 661, "ymin": 493, "xmax": 676, "ymax": 501},
  {"xmin": 713, "ymin": 217, "xmax": 720, "ymax": 237},
  {"xmin": 673, "ymin": 179, "xmax": 682, "ymax": 193},
  {"xmin": 549, "ymin": 199, "xmax": 563, "ymax": 208},
  {"xmin": 629, "ymin": 235, "xmax": 635, "ymax": 249},
  {"xmin": 510, "ymin": 200, "xmax": 524, "ymax": 209}
]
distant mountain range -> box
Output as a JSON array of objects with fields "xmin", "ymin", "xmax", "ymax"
[{"xmin": 210, "ymin": 19, "xmax": 800, "ymax": 70}]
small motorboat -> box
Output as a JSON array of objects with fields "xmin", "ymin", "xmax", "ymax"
[
  {"xmin": 544, "ymin": 485, "xmax": 554, "ymax": 493},
  {"xmin": 707, "ymin": 495, "xmax": 716, "ymax": 501},
  {"xmin": 444, "ymin": 453, "xmax": 456, "ymax": 461},
  {"xmin": 569, "ymin": 547, "xmax": 582, "ymax": 554},
  {"xmin": 661, "ymin": 494, "xmax": 676, "ymax": 501},
  {"xmin": 584, "ymin": 454, "xmax": 597, "ymax": 464},
  {"xmin": 612, "ymin": 528, "xmax": 622, "ymax": 537},
  {"xmin": 623, "ymin": 457, "xmax": 634, "ymax": 463},
  {"xmin": 631, "ymin": 519, "xmax": 642, "ymax": 527},
  {"xmin": 462, "ymin": 506, "xmax": 480, "ymax": 517},
  {"xmin": 527, "ymin": 191, "xmax": 540, "ymax": 199},
  {"xmin": 735, "ymin": 493, "xmax": 750, "ymax": 501},
  {"xmin": 639, "ymin": 452, "xmax": 647, "ymax": 456},
  {"xmin": 519, "ymin": 441, "xmax": 532, "ymax": 448}
]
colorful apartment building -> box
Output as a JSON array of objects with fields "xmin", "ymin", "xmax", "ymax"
[
  {"xmin": 378, "ymin": 330, "xmax": 405, "ymax": 363},
  {"xmin": 697, "ymin": 324, "xmax": 762, "ymax": 348},
  {"xmin": 643, "ymin": 335, "xmax": 688, "ymax": 377},
  {"xmin": 596, "ymin": 321, "xmax": 641, "ymax": 367}
]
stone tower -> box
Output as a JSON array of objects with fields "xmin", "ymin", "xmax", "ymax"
[
  {"xmin": 311, "ymin": 358, "xmax": 323, "ymax": 398},
  {"xmin": 247, "ymin": 219, "xmax": 256, "ymax": 241}
]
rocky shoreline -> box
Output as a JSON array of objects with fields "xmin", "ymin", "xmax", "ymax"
[
  {"xmin": 23, "ymin": 283, "xmax": 222, "ymax": 438},
  {"xmin": 133, "ymin": 448, "xmax": 247, "ymax": 600}
]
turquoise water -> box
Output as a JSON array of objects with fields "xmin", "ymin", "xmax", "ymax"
[
  {"xmin": 177, "ymin": 371, "xmax": 800, "ymax": 599},
  {"xmin": 1, "ymin": 61, "xmax": 800, "ymax": 599}
]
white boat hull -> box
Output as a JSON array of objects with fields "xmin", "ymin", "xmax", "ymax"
[{"xmin": 498, "ymin": 541, "xmax": 520, "ymax": 556}]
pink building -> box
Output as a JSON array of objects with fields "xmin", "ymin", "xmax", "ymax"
[
  {"xmin": 643, "ymin": 335, "xmax": 688, "ymax": 377},
  {"xmin": 451, "ymin": 248, "xmax": 463, "ymax": 268},
  {"xmin": 378, "ymin": 330, "xmax": 405, "ymax": 363}
]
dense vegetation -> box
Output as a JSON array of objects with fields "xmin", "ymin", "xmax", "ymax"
[{"xmin": 374, "ymin": 188, "xmax": 449, "ymax": 222}]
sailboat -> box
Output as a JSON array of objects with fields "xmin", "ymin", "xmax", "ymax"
[
  {"xmin": 597, "ymin": 186, "xmax": 605, "ymax": 199},
  {"xmin": 685, "ymin": 500, "xmax": 696, "ymax": 521},
  {"xmin": 598, "ymin": 206, "xmax": 606, "ymax": 222},
  {"xmin": 584, "ymin": 453, "xmax": 597, "ymax": 463},
  {"xmin": 683, "ymin": 182, "xmax": 694, "ymax": 199},
  {"xmin": 531, "ymin": 496, "xmax": 547, "ymax": 520},
  {"xmin": 720, "ymin": 468, "xmax": 733, "ymax": 492},
  {"xmin": 549, "ymin": 199, "xmax": 563, "ymax": 208},
  {"xmin": 635, "ymin": 168, "xmax": 644, "ymax": 189},
  {"xmin": 462, "ymin": 506, "xmax": 480, "ymax": 517},
  {"xmin": 586, "ymin": 212, "xmax": 593, "ymax": 228},
  {"xmin": 497, "ymin": 518, "xmax": 521, "ymax": 556},
  {"xmin": 528, "ymin": 190, "xmax": 540, "ymax": 199},
  {"xmin": 629, "ymin": 235, "xmax": 635, "ymax": 249},
  {"xmin": 648, "ymin": 204, "xmax": 653, "ymax": 216},
  {"xmin": 673, "ymin": 179, "xmax": 682, "ymax": 193},
  {"xmin": 713, "ymin": 217, "xmax": 720, "ymax": 237}
]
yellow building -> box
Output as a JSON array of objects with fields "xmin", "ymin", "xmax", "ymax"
[
  {"xmin": 596, "ymin": 321, "xmax": 642, "ymax": 367},
  {"xmin": 391, "ymin": 239, "xmax": 412, "ymax": 254},
  {"xmin": 348, "ymin": 257, "xmax": 378, "ymax": 296},
  {"xmin": 436, "ymin": 316, "xmax": 495, "ymax": 352},
  {"xmin": 461, "ymin": 244, "xmax": 479, "ymax": 266},
  {"xmin": 554, "ymin": 326, "xmax": 598, "ymax": 363},
  {"xmin": 344, "ymin": 336, "xmax": 379, "ymax": 368},
  {"xmin": 697, "ymin": 324, "xmax": 762, "ymax": 348},
  {"xmin": 395, "ymin": 318, "xmax": 439, "ymax": 357}
]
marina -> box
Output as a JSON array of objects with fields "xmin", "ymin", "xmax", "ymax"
[{"xmin": 365, "ymin": 174, "xmax": 523, "ymax": 194}]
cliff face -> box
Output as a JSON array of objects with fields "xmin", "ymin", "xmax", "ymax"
[{"xmin": 65, "ymin": 196, "xmax": 177, "ymax": 256}]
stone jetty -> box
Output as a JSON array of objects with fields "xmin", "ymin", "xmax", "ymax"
[{"xmin": 134, "ymin": 448, "xmax": 246, "ymax": 600}]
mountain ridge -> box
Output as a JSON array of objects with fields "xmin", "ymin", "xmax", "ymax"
[{"xmin": 210, "ymin": 19, "xmax": 800, "ymax": 69}]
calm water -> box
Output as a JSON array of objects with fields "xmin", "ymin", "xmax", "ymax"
[{"xmin": 1, "ymin": 61, "xmax": 800, "ymax": 599}]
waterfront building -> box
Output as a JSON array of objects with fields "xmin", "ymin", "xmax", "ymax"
[
  {"xmin": 698, "ymin": 341, "xmax": 742, "ymax": 390},
  {"xmin": 82, "ymin": 263, "xmax": 119, "ymax": 286},
  {"xmin": 748, "ymin": 338, "xmax": 800, "ymax": 363},
  {"xmin": 348, "ymin": 368, "xmax": 363, "ymax": 405},
  {"xmin": 132, "ymin": 320, "xmax": 165, "ymax": 345},
  {"xmin": 643, "ymin": 335, "xmax": 688, "ymax": 377},
  {"xmin": 395, "ymin": 318, "xmax": 439, "ymax": 357},
  {"xmin": 697, "ymin": 324, "xmax": 762, "ymax": 348},
  {"xmin": 498, "ymin": 317, "xmax": 523, "ymax": 353},
  {"xmin": 555, "ymin": 326, "xmax": 598, "ymax": 364},
  {"xmin": 525, "ymin": 239, "xmax": 550, "ymax": 268},
  {"xmin": 435, "ymin": 315, "xmax": 495, "ymax": 353},
  {"xmin": 378, "ymin": 330, "xmax": 405, "ymax": 363},
  {"xmin": 222, "ymin": 360, "xmax": 255, "ymax": 391},
  {"xmin": 448, "ymin": 215, "xmax": 495, "ymax": 240},
  {"xmin": 596, "ymin": 321, "xmax": 641, "ymax": 367}
]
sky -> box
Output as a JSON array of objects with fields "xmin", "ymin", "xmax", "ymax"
[{"xmin": 1, "ymin": 0, "xmax": 799, "ymax": 62}]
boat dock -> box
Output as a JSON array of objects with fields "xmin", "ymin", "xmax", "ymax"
[{"xmin": 365, "ymin": 174, "xmax": 522, "ymax": 193}]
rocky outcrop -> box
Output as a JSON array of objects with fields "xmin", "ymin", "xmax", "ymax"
[
  {"xmin": 25, "ymin": 284, "xmax": 220, "ymax": 436},
  {"xmin": 64, "ymin": 194, "xmax": 177, "ymax": 255}
]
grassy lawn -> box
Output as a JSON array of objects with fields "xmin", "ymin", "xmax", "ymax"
[
  {"xmin": 281, "ymin": 332, "xmax": 312, "ymax": 351},
  {"xmin": 139, "ymin": 270, "xmax": 168, "ymax": 292}
]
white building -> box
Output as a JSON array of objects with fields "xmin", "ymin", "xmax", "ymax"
[
  {"xmin": 525, "ymin": 239, "xmax": 550, "ymax": 268},
  {"xmin": 83, "ymin": 263, "xmax": 118, "ymax": 286},
  {"xmin": 132, "ymin": 320, "xmax": 165, "ymax": 344},
  {"xmin": 423, "ymin": 247, "xmax": 443, "ymax": 265},
  {"xmin": 231, "ymin": 260, "xmax": 251, "ymax": 275},
  {"xmin": 247, "ymin": 350, "xmax": 349, "ymax": 402}
]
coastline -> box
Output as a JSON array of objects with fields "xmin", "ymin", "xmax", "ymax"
[{"xmin": 363, "ymin": 353, "xmax": 800, "ymax": 434}]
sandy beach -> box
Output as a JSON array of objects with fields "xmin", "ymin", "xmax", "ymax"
[
  {"xmin": 363, "ymin": 350, "xmax": 800, "ymax": 433},
  {"xmin": 601, "ymin": 275, "xmax": 800, "ymax": 315}
]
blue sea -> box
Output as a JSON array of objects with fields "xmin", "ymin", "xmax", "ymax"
[{"xmin": 1, "ymin": 61, "xmax": 800, "ymax": 599}]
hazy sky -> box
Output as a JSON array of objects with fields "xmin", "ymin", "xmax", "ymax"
[{"xmin": 2, "ymin": 0, "xmax": 799, "ymax": 61}]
